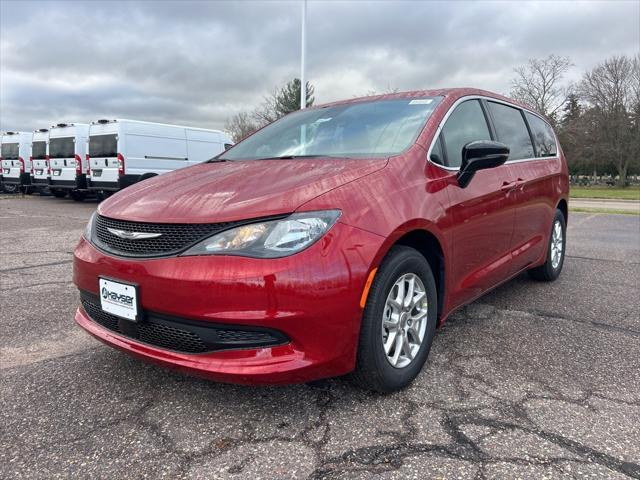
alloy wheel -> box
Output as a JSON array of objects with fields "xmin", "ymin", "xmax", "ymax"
[
  {"xmin": 550, "ymin": 219, "xmax": 563, "ymax": 269},
  {"xmin": 381, "ymin": 273, "xmax": 428, "ymax": 368}
]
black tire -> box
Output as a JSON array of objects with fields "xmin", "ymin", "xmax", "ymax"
[
  {"xmin": 51, "ymin": 189, "xmax": 67, "ymax": 198},
  {"xmin": 70, "ymin": 190, "xmax": 86, "ymax": 202},
  {"xmin": 350, "ymin": 246, "xmax": 438, "ymax": 393},
  {"xmin": 528, "ymin": 209, "xmax": 566, "ymax": 281},
  {"xmin": 3, "ymin": 184, "xmax": 18, "ymax": 194}
]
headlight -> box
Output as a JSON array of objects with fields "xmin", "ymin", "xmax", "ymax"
[
  {"xmin": 182, "ymin": 210, "xmax": 341, "ymax": 258},
  {"xmin": 84, "ymin": 211, "xmax": 97, "ymax": 241}
]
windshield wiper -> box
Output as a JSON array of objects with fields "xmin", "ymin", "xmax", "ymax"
[
  {"xmin": 206, "ymin": 157, "xmax": 228, "ymax": 163},
  {"xmin": 255, "ymin": 154, "xmax": 341, "ymax": 160}
]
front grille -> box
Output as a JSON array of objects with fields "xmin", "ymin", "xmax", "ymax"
[
  {"xmin": 93, "ymin": 215, "xmax": 242, "ymax": 257},
  {"xmin": 80, "ymin": 291, "xmax": 288, "ymax": 354}
]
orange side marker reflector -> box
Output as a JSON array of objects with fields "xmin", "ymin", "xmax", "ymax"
[{"xmin": 360, "ymin": 268, "xmax": 378, "ymax": 309}]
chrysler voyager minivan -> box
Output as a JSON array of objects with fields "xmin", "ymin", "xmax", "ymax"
[{"xmin": 74, "ymin": 88, "xmax": 568, "ymax": 392}]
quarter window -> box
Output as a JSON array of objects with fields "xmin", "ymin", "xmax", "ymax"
[
  {"xmin": 486, "ymin": 101, "xmax": 535, "ymax": 160},
  {"xmin": 440, "ymin": 100, "xmax": 492, "ymax": 168},
  {"xmin": 525, "ymin": 112, "xmax": 558, "ymax": 157}
]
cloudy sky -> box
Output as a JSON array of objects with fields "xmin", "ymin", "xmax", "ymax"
[{"xmin": 1, "ymin": 0, "xmax": 638, "ymax": 132}]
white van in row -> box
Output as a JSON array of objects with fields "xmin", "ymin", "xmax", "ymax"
[
  {"xmin": 1, "ymin": 131, "xmax": 33, "ymax": 193},
  {"xmin": 87, "ymin": 119, "xmax": 232, "ymax": 195},
  {"xmin": 31, "ymin": 128, "xmax": 50, "ymax": 192},
  {"xmin": 48, "ymin": 123, "xmax": 90, "ymax": 200}
]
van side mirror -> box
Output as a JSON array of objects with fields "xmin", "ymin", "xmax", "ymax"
[{"xmin": 457, "ymin": 140, "xmax": 510, "ymax": 188}]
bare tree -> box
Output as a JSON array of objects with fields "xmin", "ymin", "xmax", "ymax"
[
  {"xmin": 579, "ymin": 55, "xmax": 639, "ymax": 186},
  {"xmin": 224, "ymin": 112, "xmax": 259, "ymax": 143},
  {"xmin": 510, "ymin": 55, "xmax": 573, "ymax": 123}
]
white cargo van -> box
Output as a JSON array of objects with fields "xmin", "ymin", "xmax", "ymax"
[
  {"xmin": 1, "ymin": 131, "xmax": 33, "ymax": 193},
  {"xmin": 87, "ymin": 119, "xmax": 232, "ymax": 195},
  {"xmin": 31, "ymin": 128, "xmax": 50, "ymax": 193},
  {"xmin": 48, "ymin": 123, "xmax": 90, "ymax": 200}
]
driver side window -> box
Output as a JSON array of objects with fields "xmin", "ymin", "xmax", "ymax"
[{"xmin": 440, "ymin": 100, "xmax": 492, "ymax": 168}]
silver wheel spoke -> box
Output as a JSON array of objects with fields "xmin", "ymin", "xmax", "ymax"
[
  {"xmin": 402, "ymin": 334, "xmax": 413, "ymax": 360},
  {"xmin": 391, "ymin": 333, "xmax": 403, "ymax": 365},
  {"xmin": 407, "ymin": 324, "xmax": 421, "ymax": 342},
  {"xmin": 384, "ymin": 330, "xmax": 398, "ymax": 355},
  {"xmin": 404, "ymin": 276, "xmax": 415, "ymax": 308}
]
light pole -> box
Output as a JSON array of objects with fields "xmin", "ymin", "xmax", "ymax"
[{"xmin": 300, "ymin": 0, "xmax": 307, "ymax": 110}]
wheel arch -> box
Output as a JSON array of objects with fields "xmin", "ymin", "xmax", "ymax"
[
  {"xmin": 371, "ymin": 222, "xmax": 447, "ymax": 322},
  {"xmin": 557, "ymin": 198, "xmax": 568, "ymax": 224}
]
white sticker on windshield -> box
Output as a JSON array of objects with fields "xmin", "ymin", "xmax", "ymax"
[
  {"xmin": 313, "ymin": 118, "xmax": 333, "ymax": 123},
  {"xmin": 409, "ymin": 99, "xmax": 433, "ymax": 105}
]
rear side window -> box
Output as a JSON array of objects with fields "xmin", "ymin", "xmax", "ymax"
[
  {"xmin": 525, "ymin": 112, "xmax": 558, "ymax": 157},
  {"xmin": 89, "ymin": 134, "xmax": 117, "ymax": 157},
  {"xmin": 440, "ymin": 100, "xmax": 492, "ymax": 168},
  {"xmin": 32, "ymin": 141, "xmax": 47, "ymax": 159},
  {"xmin": 49, "ymin": 137, "xmax": 75, "ymax": 158},
  {"xmin": 1, "ymin": 143, "xmax": 19, "ymax": 159},
  {"xmin": 486, "ymin": 101, "xmax": 535, "ymax": 160}
]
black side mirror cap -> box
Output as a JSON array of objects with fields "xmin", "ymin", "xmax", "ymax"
[{"xmin": 457, "ymin": 140, "xmax": 510, "ymax": 188}]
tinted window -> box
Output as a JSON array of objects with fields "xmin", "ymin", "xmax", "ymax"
[
  {"xmin": 486, "ymin": 102, "xmax": 534, "ymax": 160},
  {"xmin": 89, "ymin": 134, "xmax": 118, "ymax": 157},
  {"xmin": 49, "ymin": 137, "xmax": 74, "ymax": 158},
  {"xmin": 441, "ymin": 100, "xmax": 491, "ymax": 168},
  {"xmin": 525, "ymin": 112, "xmax": 557, "ymax": 157},
  {"xmin": 1, "ymin": 143, "xmax": 19, "ymax": 159},
  {"xmin": 222, "ymin": 97, "xmax": 442, "ymax": 160},
  {"xmin": 32, "ymin": 141, "xmax": 47, "ymax": 159}
]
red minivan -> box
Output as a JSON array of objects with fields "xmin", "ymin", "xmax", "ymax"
[{"xmin": 74, "ymin": 88, "xmax": 568, "ymax": 392}]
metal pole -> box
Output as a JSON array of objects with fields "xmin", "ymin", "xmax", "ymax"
[{"xmin": 300, "ymin": 0, "xmax": 307, "ymax": 110}]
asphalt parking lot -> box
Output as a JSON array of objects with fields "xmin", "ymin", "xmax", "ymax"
[{"xmin": 1, "ymin": 194, "xmax": 639, "ymax": 479}]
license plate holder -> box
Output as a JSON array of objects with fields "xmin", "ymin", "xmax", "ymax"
[
  {"xmin": 92, "ymin": 169, "xmax": 102, "ymax": 177},
  {"xmin": 36, "ymin": 169, "xmax": 43, "ymax": 175},
  {"xmin": 99, "ymin": 277, "xmax": 139, "ymax": 322},
  {"xmin": 53, "ymin": 170, "xmax": 61, "ymax": 176}
]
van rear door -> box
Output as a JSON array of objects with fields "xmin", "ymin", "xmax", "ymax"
[
  {"xmin": 31, "ymin": 140, "xmax": 49, "ymax": 183},
  {"xmin": 88, "ymin": 133, "xmax": 119, "ymax": 189},
  {"xmin": 49, "ymin": 136, "xmax": 76, "ymax": 185},
  {"xmin": 1, "ymin": 143, "xmax": 20, "ymax": 180}
]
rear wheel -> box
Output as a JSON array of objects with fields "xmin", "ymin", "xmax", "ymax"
[
  {"xmin": 528, "ymin": 209, "xmax": 566, "ymax": 281},
  {"xmin": 350, "ymin": 246, "xmax": 437, "ymax": 392},
  {"xmin": 51, "ymin": 189, "xmax": 67, "ymax": 198},
  {"xmin": 4, "ymin": 184, "xmax": 18, "ymax": 194},
  {"xmin": 70, "ymin": 190, "xmax": 86, "ymax": 202}
]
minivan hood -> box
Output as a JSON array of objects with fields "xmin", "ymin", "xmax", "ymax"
[{"xmin": 98, "ymin": 158, "xmax": 388, "ymax": 223}]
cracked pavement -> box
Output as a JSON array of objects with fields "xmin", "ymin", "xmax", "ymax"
[{"xmin": 1, "ymin": 195, "xmax": 639, "ymax": 479}]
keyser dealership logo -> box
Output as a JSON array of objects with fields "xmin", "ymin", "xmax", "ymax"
[{"xmin": 102, "ymin": 286, "xmax": 134, "ymax": 306}]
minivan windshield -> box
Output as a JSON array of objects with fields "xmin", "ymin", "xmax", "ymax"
[
  {"xmin": 89, "ymin": 134, "xmax": 117, "ymax": 157},
  {"xmin": 1, "ymin": 143, "xmax": 19, "ymax": 159},
  {"xmin": 221, "ymin": 97, "xmax": 442, "ymax": 160},
  {"xmin": 49, "ymin": 137, "xmax": 75, "ymax": 158},
  {"xmin": 32, "ymin": 141, "xmax": 47, "ymax": 159}
]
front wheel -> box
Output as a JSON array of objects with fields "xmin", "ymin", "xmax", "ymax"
[
  {"xmin": 528, "ymin": 209, "xmax": 566, "ymax": 281},
  {"xmin": 350, "ymin": 246, "xmax": 438, "ymax": 392}
]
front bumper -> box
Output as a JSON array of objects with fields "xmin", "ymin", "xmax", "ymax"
[{"xmin": 73, "ymin": 221, "xmax": 384, "ymax": 384}]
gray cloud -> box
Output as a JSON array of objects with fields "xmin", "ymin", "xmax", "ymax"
[{"xmin": 1, "ymin": 0, "xmax": 638, "ymax": 132}]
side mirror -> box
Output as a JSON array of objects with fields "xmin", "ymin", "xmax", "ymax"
[{"xmin": 457, "ymin": 140, "xmax": 510, "ymax": 188}]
